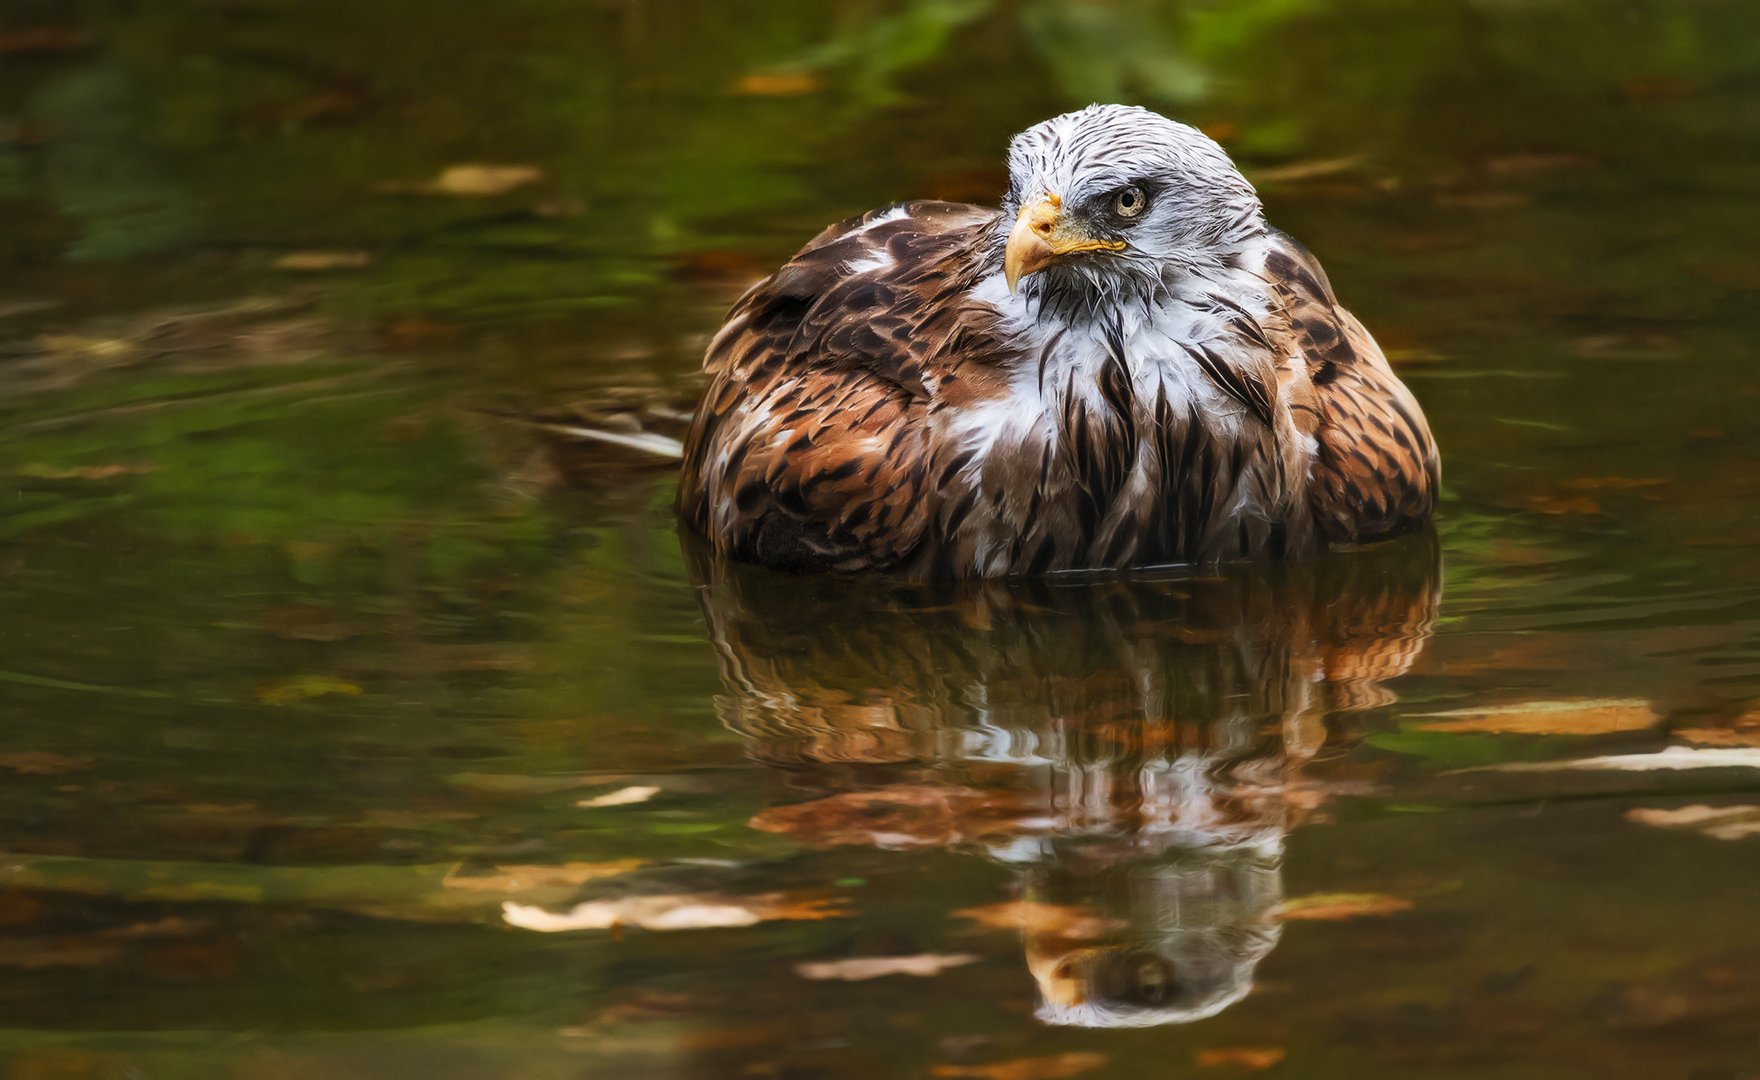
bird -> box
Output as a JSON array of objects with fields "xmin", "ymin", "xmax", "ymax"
[{"xmin": 677, "ymin": 104, "xmax": 1438, "ymax": 578}]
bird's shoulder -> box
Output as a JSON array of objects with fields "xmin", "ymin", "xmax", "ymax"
[
  {"xmin": 708, "ymin": 200, "xmax": 1012, "ymax": 396},
  {"xmin": 678, "ymin": 201, "xmax": 1013, "ymax": 573},
  {"xmin": 1255, "ymin": 228, "xmax": 1440, "ymax": 545}
]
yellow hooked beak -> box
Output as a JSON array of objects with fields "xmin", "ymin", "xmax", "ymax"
[{"xmin": 1004, "ymin": 193, "xmax": 1127, "ymax": 294}]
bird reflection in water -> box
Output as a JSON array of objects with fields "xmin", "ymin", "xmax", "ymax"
[{"xmin": 690, "ymin": 535, "xmax": 1440, "ymax": 1027}]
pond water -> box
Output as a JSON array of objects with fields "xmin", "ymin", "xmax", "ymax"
[{"xmin": 4, "ymin": 1, "xmax": 1760, "ymax": 1077}]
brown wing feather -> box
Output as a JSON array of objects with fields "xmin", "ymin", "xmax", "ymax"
[
  {"xmin": 677, "ymin": 201, "xmax": 1012, "ymax": 573},
  {"xmin": 1261, "ymin": 230, "xmax": 1439, "ymax": 546}
]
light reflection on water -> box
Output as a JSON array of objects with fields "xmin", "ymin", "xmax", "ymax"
[{"xmin": 700, "ymin": 538, "xmax": 1439, "ymax": 1027}]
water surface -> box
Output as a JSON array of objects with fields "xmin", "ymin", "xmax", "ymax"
[{"xmin": 4, "ymin": 2, "xmax": 1760, "ymax": 1077}]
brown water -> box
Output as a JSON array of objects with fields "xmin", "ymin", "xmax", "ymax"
[{"xmin": 4, "ymin": 2, "xmax": 1760, "ymax": 1077}]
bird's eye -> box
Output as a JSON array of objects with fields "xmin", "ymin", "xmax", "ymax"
[{"xmin": 1112, "ymin": 186, "xmax": 1148, "ymax": 219}]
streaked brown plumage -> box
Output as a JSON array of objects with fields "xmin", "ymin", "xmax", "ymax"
[{"xmin": 678, "ymin": 106, "xmax": 1437, "ymax": 578}]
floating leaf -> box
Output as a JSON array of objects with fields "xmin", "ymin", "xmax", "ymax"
[
  {"xmin": 503, "ymin": 890, "xmax": 847, "ymax": 932},
  {"xmin": 930, "ymin": 1052, "xmax": 1108, "ymax": 1080},
  {"xmin": 12, "ymin": 462, "xmax": 155, "ymax": 480},
  {"xmin": 1433, "ymin": 190, "xmax": 1533, "ymax": 210},
  {"xmin": 731, "ymin": 72, "xmax": 824, "ymax": 96},
  {"xmin": 1272, "ymin": 893, "xmax": 1412, "ymax": 921},
  {"xmin": 1408, "ymin": 698, "xmax": 1658, "ymax": 735},
  {"xmin": 1561, "ymin": 477, "xmax": 1667, "ymax": 490},
  {"xmin": 0, "ymin": 28, "xmax": 92, "ymax": 54},
  {"xmin": 796, "ymin": 953, "xmax": 980, "ymax": 981},
  {"xmin": 1625, "ymin": 805, "xmax": 1760, "ymax": 841},
  {"xmin": 953, "ymin": 902, "xmax": 1122, "ymax": 940},
  {"xmin": 1450, "ymin": 747, "xmax": 1760, "ymax": 774},
  {"xmin": 420, "ymin": 164, "xmax": 544, "ymax": 196},
  {"xmin": 442, "ymin": 860, "xmax": 645, "ymax": 893},
  {"xmin": 1246, "ymin": 155, "xmax": 1366, "ymax": 183},
  {"xmin": 576, "ymin": 785, "xmax": 662, "ymax": 808},
  {"xmin": 0, "ymin": 937, "xmax": 125, "ymax": 969},
  {"xmin": 274, "ymin": 251, "xmax": 371, "ymax": 271},
  {"xmin": 0, "ymin": 751, "xmax": 93, "ymax": 775},
  {"xmin": 257, "ymin": 675, "xmax": 361, "ymax": 705},
  {"xmin": 1196, "ymin": 1047, "xmax": 1288, "ymax": 1070}
]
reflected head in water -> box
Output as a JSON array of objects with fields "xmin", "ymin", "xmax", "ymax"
[{"xmin": 689, "ymin": 532, "xmax": 1440, "ymax": 1027}]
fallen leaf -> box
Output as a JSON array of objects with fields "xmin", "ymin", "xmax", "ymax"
[
  {"xmin": 1521, "ymin": 494, "xmax": 1601, "ymax": 515},
  {"xmin": 13, "ymin": 462, "xmax": 155, "ymax": 480},
  {"xmin": 143, "ymin": 937, "xmax": 244, "ymax": 981},
  {"xmin": 1621, "ymin": 77, "xmax": 1697, "ymax": 100},
  {"xmin": 274, "ymin": 251, "xmax": 371, "ymax": 271},
  {"xmin": 1449, "ymin": 747, "xmax": 1760, "ymax": 774},
  {"xmin": 423, "ymin": 164, "xmax": 544, "ymax": 196},
  {"xmin": 1408, "ymin": 698, "xmax": 1658, "ymax": 735},
  {"xmin": 679, "ymin": 1025, "xmax": 785, "ymax": 1051},
  {"xmin": 0, "ymin": 937, "xmax": 125, "ymax": 969},
  {"xmin": 0, "ymin": 751, "xmax": 93, "ymax": 775},
  {"xmin": 930, "ymin": 1052, "xmax": 1108, "ymax": 1080},
  {"xmin": 953, "ymin": 901, "xmax": 1122, "ymax": 939},
  {"xmin": 0, "ymin": 891, "xmax": 44, "ymax": 925},
  {"xmin": 1196, "ymin": 1047, "xmax": 1287, "ymax": 1070},
  {"xmin": 796, "ymin": 953, "xmax": 980, "ymax": 981},
  {"xmin": 1625, "ymin": 805, "xmax": 1760, "ymax": 841},
  {"xmin": 503, "ymin": 890, "xmax": 847, "ymax": 932},
  {"xmin": 1482, "ymin": 152, "xmax": 1596, "ymax": 176},
  {"xmin": 1434, "ymin": 191, "xmax": 1533, "ymax": 210},
  {"xmin": 577, "ymin": 785, "xmax": 662, "ymax": 808},
  {"xmin": 731, "ymin": 72, "xmax": 823, "ymax": 96},
  {"xmin": 1561, "ymin": 477, "xmax": 1667, "ymax": 490},
  {"xmin": 378, "ymin": 317, "xmax": 459, "ymax": 351},
  {"xmin": 1247, "ymin": 156, "xmax": 1367, "ymax": 184},
  {"xmin": 256, "ymin": 606, "xmax": 359, "ymax": 642},
  {"xmin": 443, "ymin": 860, "xmax": 645, "ymax": 893},
  {"xmin": 1570, "ymin": 334, "xmax": 1680, "ymax": 360},
  {"xmin": 101, "ymin": 916, "xmax": 214, "ymax": 939},
  {"xmin": 257, "ymin": 675, "xmax": 361, "ymax": 705},
  {"xmin": 1272, "ymin": 894, "xmax": 1412, "ymax": 921},
  {"xmin": 0, "ymin": 28, "xmax": 92, "ymax": 53}
]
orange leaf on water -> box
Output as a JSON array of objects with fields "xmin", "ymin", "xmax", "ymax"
[
  {"xmin": 1197, "ymin": 1047, "xmax": 1288, "ymax": 1070},
  {"xmin": 731, "ymin": 72, "xmax": 823, "ymax": 96},
  {"xmin": 0, "ymin": 752, "xmax": 92, "ymax": 775},
  {"xmin": 503, "ymin": 890, "xmax": 847, "ymax": 932},
  {"xmin": 796, "ymin": 953, "xmax": 980, "ymax": 981},
  {"xmin": 930, "ymin": 1052, "xmax": 1108, "ymax": 1080},
  {"xmin": 1625, "ymin": 804, "xmax": 1760, "ymax": 841},
  {"xmin": 1272, "ymin": 894, "xmax": 1412, "ymax": 921},
  {"xmin": 1409, "ymin": 698, "xmax": 1659, "ymax": 736},
  {"xmin": 442, "ymin": 860, "xmax": 645, "ymax": 893}
]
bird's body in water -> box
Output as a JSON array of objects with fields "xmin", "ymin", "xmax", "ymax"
[{"xmin": 678, "ymin": 105, "xmax": 1438, "ymax": 578}]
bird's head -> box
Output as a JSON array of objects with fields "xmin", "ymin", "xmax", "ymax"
[{"xmin": 999, "ymin": 105, "xmax": 1264, "ymax": 309}]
